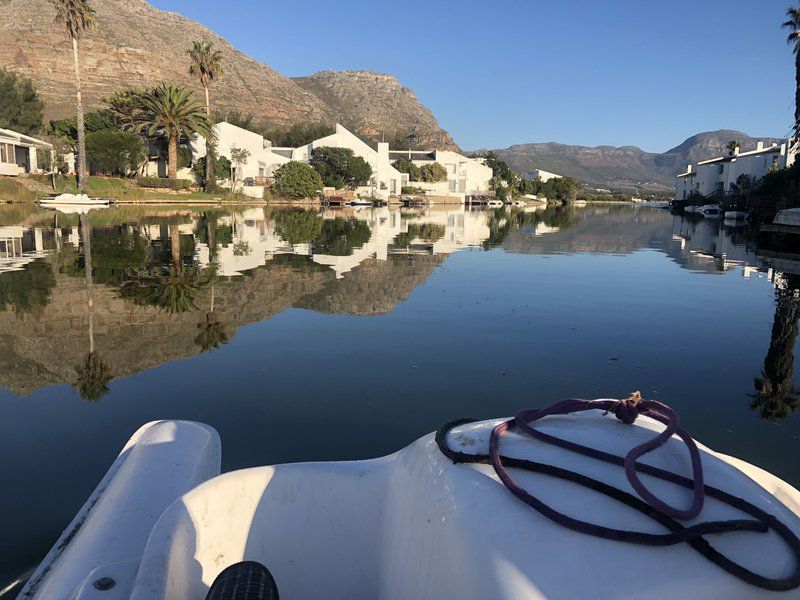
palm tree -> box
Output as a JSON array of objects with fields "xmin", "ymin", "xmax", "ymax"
[
  {"xmin": 752, "ymin": 281, "xmax": 800, "ymax": 421},
  {"xmin": 188, "ymin": 41, "xmax": 224, "ymax": 192},
  {"xmin": 783, "ymin": 7, "xmax": 800, "ymax": 141},
  {"xmin": 49, "ymin": 0, "xmax": 96, "ymax": 191},
  {"xmin": 136, "ymin": 84, "xmax": 212, "ymax": 179},
  {"xmin": 725, "ymin": 140, "xmax": 740, "ymax": 156},
  {"xmin": 74, "ymin": 212, "xmax": 112, "ymax": 401}
]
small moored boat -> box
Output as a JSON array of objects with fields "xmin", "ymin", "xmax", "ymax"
[
  {"xmin": 40, "ymin": 193, "xmax": 110, "ymax": 207},
  {"xmin": 16, "ymin": 396, "xmax": 800, "ymax": 599}
]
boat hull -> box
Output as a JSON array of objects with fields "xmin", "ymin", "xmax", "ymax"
[{"xmin": 19, "ymin": 413, "xmax": 800, "ymax": 600}]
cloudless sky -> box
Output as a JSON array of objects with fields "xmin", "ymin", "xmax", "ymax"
[{"xmin": 150, "ymin": 0, "xmax": 795, "ymax": 152}]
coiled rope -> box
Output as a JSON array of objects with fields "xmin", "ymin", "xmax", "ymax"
[{"xmin": 435, "ymin": 393, "xmax": 800, "ymax": 591}]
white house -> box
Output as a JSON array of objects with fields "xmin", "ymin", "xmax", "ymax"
[
  {"xmin": 274, "ymin": 124, "xmax": 405, "ymax": 200},
  {"xmin": 388, "ymin": 149, "xmax": 493, "ymax": 200},
  {"xmin": 526, "ymin": 168, "xmax": 562, "ymax": 183},
  {"xmin": 675, "ymin": 141, "xmax": 796, "ymax": 200},
  {"xmin": 194, "ymin": 123, "xmax": 406, "ymax": 200},
  {"xmin": 0, "ymin": 128, "xmax": 52, "ymax": 176}
]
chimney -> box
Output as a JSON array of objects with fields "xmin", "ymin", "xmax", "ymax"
[
  {"xmin": 756, "ymin": 141, "xmax": 764, "ymax": 151},
  {"xmin": 686, "ymin": 164, "xmax": 692, "ymax": 173}
]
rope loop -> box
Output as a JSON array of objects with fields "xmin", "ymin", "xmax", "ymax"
[{"xmin": 435, "ymin": 395, "xmax": 800, "ymax": 592}]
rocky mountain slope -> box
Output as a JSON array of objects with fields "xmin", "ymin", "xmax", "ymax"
[
  {"xmin": 494, "ymin": 130, "xmax": 781, "ymax": 191},
  {"xmin": 294, "ymin": 71, "xmax": 458, "ymax": 150},
  {"xmin": 0, "ymin": 0, "xmax": 455, "ymax": 147}
]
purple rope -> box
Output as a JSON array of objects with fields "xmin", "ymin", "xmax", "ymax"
[
  {"xmin": 504, "ymin": 395, "xmax": 704, "ymax": 520},
  {"xmin": 435, "ymin": 395, "xmax": 800, "ymax": 591}
]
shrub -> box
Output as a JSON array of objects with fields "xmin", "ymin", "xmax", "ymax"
[
  {"xmin": 272, "ymin": 161, "xmax": 323, "ymax": 199},
  {"xmin": 274, "ymin": 208, "xmax": 323, "ymax": 244},
  {"xmin": 136, "ymin": 176, "xmax": 192, "ymax": 190},
  {"xmin": 86, "ymin": 130, "xmax": 145, "ymax": 176},
  {"xmin": 420, "ymin": 162, "xmax": 448, "ymax": 183},
  {"xmin": 401, "ymin": 185, "xmax": 426, "ymax": 195}
]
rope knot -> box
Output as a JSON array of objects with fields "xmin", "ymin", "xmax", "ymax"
[{"xmin": 614, "ymin": 391, "xmax": 642, "ymax": 424}]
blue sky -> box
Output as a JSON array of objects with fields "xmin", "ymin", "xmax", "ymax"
[{"xmin": 150, "ymin": 0, "xmax": 795, "ymax": 152}]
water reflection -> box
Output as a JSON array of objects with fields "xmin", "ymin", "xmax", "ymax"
[
  {"xmin": 1, "ymin": 203, "xmax": 800, "ymax": 425},
  {"xmin": 752, "ymin": 273, "xmax": 800, "ymax": 421},
  {"xmin": 73, "ymin": 212, "xmax": 113, "ymax": 401}
]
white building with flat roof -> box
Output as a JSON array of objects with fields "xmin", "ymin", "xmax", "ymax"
[
  {"xmin": 526, "ymin": 168, "xmax": 562, "ymax": 183},
  {"xmin": 0, "ymin": 128, "xmax": 52, "ymax": 176},
  {"xmin": 388, "ymin": 149, "xmax": 493, "ymax": 200},
  {"xmin": 675, "ymin": 141, "xmax": 796, "ymax": 200}
]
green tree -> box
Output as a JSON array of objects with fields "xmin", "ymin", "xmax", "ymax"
[
  {"xmin": 274, "ymin": 208, "xmax": 323, "ymax": 244},
  {"xmin": 347, "ymin": 155, "xmax": 372, "ymax": 188},
  {"xmin": 85, "ymin": 130, "xmax": 144, "ymax": 176},
  {"xmin": 784, "ymin": 7, "xmax": 800, "ymax": 141},
  {"xmin": 310, "ymin": 147, "xmax": 372, "ymax": 189},
  {"xmin": 264, "ymin": 122, "xmax": 335, "ymax": 147},
  {"xmin": 230, "ymin": 145, "xmax": 250, "ymax": 190},
  {"xmin": 192, "ymin": 152, "xmax": 230, "ymax": 188},
  {"xmin": 420, "ymin": 162, "xmax": 447, "ymax": 183},
  {"xmin": 134, "ymin": 84, "xmax": 212, "ymax": 179},
  {"xmin": 725, "ymin": 139, "xmax": 740, "ymax": 156},
  {"xmin": 49, "ymin": 0, "xmax": 96, "ymax": 191},
  {"xmin": 272, "ymin": 161, "xmax": 323, "ymax": 199},
  {"xmin": 188, "ymin": 41, "xmax": 224, "ymax": 192},
  {"xmin": 0, "ymin": 69, "xmax": 44, "ymax": 135},
  {"xmin": 103, "ymin": 88, "xmax": 150, "ymax": 130},
  {"xmin": 392, "ymin": 157, "xmax": 421, "ymax": 181}
]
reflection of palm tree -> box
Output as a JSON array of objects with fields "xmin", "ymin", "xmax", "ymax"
[
  {"xmin": 74, "ymin": 213, "xmax": 112, "ymax": 401},
  {"xmin": 120, "ymin": 222, "xmax": 209, "ymax": 313},
  {"xmin": 752, "ymin": 279, "xmax": 800, "ymax": 421},
  {"xmin": 194, "ymin": 218, "xmax": 228, "ymax": 352}
]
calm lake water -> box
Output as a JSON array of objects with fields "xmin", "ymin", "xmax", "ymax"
[{"xmin": 1, "ymin": 202, "xmax": 799, "ymax": 583}]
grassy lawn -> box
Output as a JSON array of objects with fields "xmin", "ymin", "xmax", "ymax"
[
  {"xmin": 0, "ymin": 178, "xmax": 38, "ymax": 202},
  {"xmin": 26, "ymin": 175, "xmax": 251, "ymax": 202}
]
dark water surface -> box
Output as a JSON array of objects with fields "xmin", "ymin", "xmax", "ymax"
[{"xmin": 1, "ymin": 203, "xmax": 799, "ymax": 583}]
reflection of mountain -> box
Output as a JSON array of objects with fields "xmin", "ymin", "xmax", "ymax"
[
  {"xmin": 502, "ymin": 207, "xmax": 671, "ymax": 255},
  {"xmin": 296, "ymin": 254, "xmax": 445, "ymax": 315},
  {"xmin": 0, "ymin": 253, "xmax": 443, "ymax": 396}
]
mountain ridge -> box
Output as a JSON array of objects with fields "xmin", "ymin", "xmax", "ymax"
[
  {"xmin": 492, "ymin": 129, "xmax": 783, "ymax": 191},
  {"xmin": 0, "ymin": 0, "xmax": 456, "ymax": 148}
]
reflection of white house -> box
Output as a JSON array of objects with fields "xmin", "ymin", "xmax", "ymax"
[
  {"xmin": 0, "ymin": 226, "xmax": 50, "ymax": 273},
  {"xmin": 675, "ymin": 141, "xmax": 796, "ymax": 200},
  {"xmin": 0, "ymin": 128, "xmax": 52, "ymax": 176},
  {"xmin": 194, "ymin": 123, "xmax": 405, "ymax": 201},
  {"xmin": 194, "ymin": 207, "xmax": 498, "ymax": 280},
  {"xmin": 389, "ymin": 150, "xmax": 493, "ymax": 200}
]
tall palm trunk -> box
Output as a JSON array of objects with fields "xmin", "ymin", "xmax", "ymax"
[
  {"xmin": 204, "ymin": 86, "xmax": 216, "ymax": 193},
  {"xmin": 72, "ymin": 37, "xmax": 88, "ymax": 190},
  {"xmin": 80, "ymin": 213, "xmax": 94, "ymax": 353},
  {"xmin": 168, "ymin": 131, "xmax": 178, "ymax": 179},
  {"xmin": 795, "ymin": 52, "xmax": 800, "ymax": 141}
]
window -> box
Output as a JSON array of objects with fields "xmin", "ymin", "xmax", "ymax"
[
  {"xmin": 0, "ymin": 143, "xmax": 15, "ymax": 164},
  {"xmin": 450, "ymin": 163, "xmax": 458, "ymax": 174},
  {"xmin": 449, "ymin": 179, "xmax": 457, "ymax": 192}
]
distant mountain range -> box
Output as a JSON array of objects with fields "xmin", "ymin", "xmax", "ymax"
[{"xmin": 492, "ymin": 130, "xmax": 783, "ymax": 191}]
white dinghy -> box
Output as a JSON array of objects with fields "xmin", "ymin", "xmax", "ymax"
[
  {"xmin": 17, "ymin": 397, "xmax": 800, "ymax": 599},
  {"xmin": 40, "ymin": 193, "xmax": 110, "ymax": 207}
]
